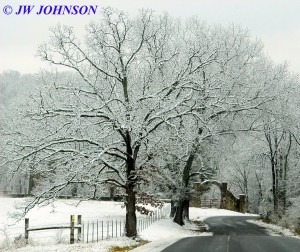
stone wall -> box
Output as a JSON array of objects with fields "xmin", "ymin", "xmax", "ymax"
[{"xmin": 191, "ymin": 181, "xmax": 246, "ymax": 213}]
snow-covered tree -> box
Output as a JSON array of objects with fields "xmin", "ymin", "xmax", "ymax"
[{"xmin": 1, "ymin": 8, "xmax": 288, "ymax": 235}]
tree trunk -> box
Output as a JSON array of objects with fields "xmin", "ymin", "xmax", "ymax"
[
  {"xmin": 243, "ymin": 170, "xmax": 249, "ymax": 209},
  {"xmin": 265, "ymin": 125, "xmax": 279, "ymax": 215},
  {"xmin": 255, "ymin": 171, "xmax": 263, "ymax": 207},
  {"xmin": 71, "ymin": 184, "xmax": 77, "ymax": 197},
  {"xmin": 174, "ymin": 128, "xmax": 202, "ymax": 226},
  {"xmin": 173, "ymin": 200, "xmax": 184, "ymax": 226},
  {"xmin": 28, "ymin": 172, "xmax": 34, "ymax": 195},
  {"xmin": 170, "ymin": 200, "xmax": 176, "ymax": 218},
  {"xmin": 183, "ymin": 199, "xmax": 189, "ymax": 220},
  {"xmin": 124, "ymin": 131, "xmax": 137, "ymax": 237},
  {"xmin": 109, "ymin": 187, "xmax": 115, "ymax": 201},
  {"xmin": 125, "ymin": 183, "xmax": 137, "ymax": 237},
  {"xmin": 283, "ymin": 132, "xmax": 292, "ymax": 214},
  {"xmin": 271, "ymin": 161, "xmax": 278, "ymax": 214}
]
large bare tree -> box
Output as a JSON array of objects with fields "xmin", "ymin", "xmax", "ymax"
[{"xmin": 1, "ymin": 8, "xmax": 281, "ymax": 235}]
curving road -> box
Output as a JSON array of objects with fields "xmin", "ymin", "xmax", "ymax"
[{"xmin": 161, "ymin": 216, "xmax": 300, "ymax": 252}]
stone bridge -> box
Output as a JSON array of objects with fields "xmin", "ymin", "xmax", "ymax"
[{"xmin": 191, "ymin": 180, "xmax": 246, "ymax": 213}]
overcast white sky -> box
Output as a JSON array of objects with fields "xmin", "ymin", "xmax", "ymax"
[{"xmin": 1, "ymin": 0, "xmax": 300, "ymax": 74}]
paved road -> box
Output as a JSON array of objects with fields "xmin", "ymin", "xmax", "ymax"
[{"xmin": 162, "ymin": 216, "xmax": 300, "ymax": 252}]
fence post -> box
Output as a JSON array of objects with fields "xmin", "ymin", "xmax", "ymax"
[
  {"xmin": 25, "ymin": 218, "xmax": 29, "ymax": 244},
  {"xmin": 82, "ymin": 221, "xmax": 84, "ymax": 243},
  {"xmin": 70, "ymin": 215, "xmax": 75, "ymax": 244},
  {"xmin": 92, "ymin": 222, "xmax": 94, "ymax": 242},
  {"xmin": 107, "ymin": 221, "xmax": 109, "ymax": 238},
  {"xmin": 77, "ymin": 215, "xmax": 82, "ymax": 242},
  {"xmin": 87, "ymin": 222, "xmax": 89, "ymax": 243},
  {"xmin": 138, "ymin": 219, "xmax": 140, "ymax": 232},
  {"xmin": 102, "ymin": 220, "xmax": 103, "ymax": 240},
  {"xmin": 97, "ymin": 220, "xmax": 99, "ymax": 242}
]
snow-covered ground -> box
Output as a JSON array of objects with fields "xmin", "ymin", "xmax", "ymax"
[
  {"xmin": 247, "ymin": 219, "xmax": 300, "ymax": 238},
  {"xmin": 14, "ymin": 237, "xmax": 139, "ymax": 252},
  {"xmin": 1, "ymin": 197, "xmax": 297, "ymax": 252},
  {"xmin": 189, "ymin": 207, "xmax": 257, "ymax": 220},
  {"xmin": 0, "ymin": 197, "xmax": 166, "ymax": 250},
  {"xmin": 0, "ymin": 197, "xmax": 128, "ymax": 245}
]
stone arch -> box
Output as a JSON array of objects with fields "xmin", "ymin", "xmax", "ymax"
[{"xmin": 191, "ymin": 180, "xmax": 246, "ymax": 213}]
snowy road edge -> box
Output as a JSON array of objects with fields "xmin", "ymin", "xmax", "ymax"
[{"xmin": 130, "ymin": 237, "xmax": 182, "ymax": 252}]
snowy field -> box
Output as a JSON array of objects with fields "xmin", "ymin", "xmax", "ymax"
[
  {"xmin": 0, "ymin": 197, "xmax": 272, "ymax": 252},
  {"xmin": 0, "ymin": 197, "xmax": 126, "ymax": 244},
  {"xmin": 0, "ymin": 197, "xmax": 168, "ymax": 250}
]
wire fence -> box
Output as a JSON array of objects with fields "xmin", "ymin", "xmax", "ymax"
[
  {"xmin": 81, "ymin": 206, "xmax": 169, "ymax": 243},
  {"xmin": 0, "ymin": 205, "xmax": 170, "ymax": 246}
]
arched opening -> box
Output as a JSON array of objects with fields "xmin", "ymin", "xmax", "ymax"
[
  {"xmin": 191, "ymin": 181, "xmax": 246, "ymax": 213},
  {"xmin": 200, "ymin": 184, "xmax": 221, "ymax": 208}
]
